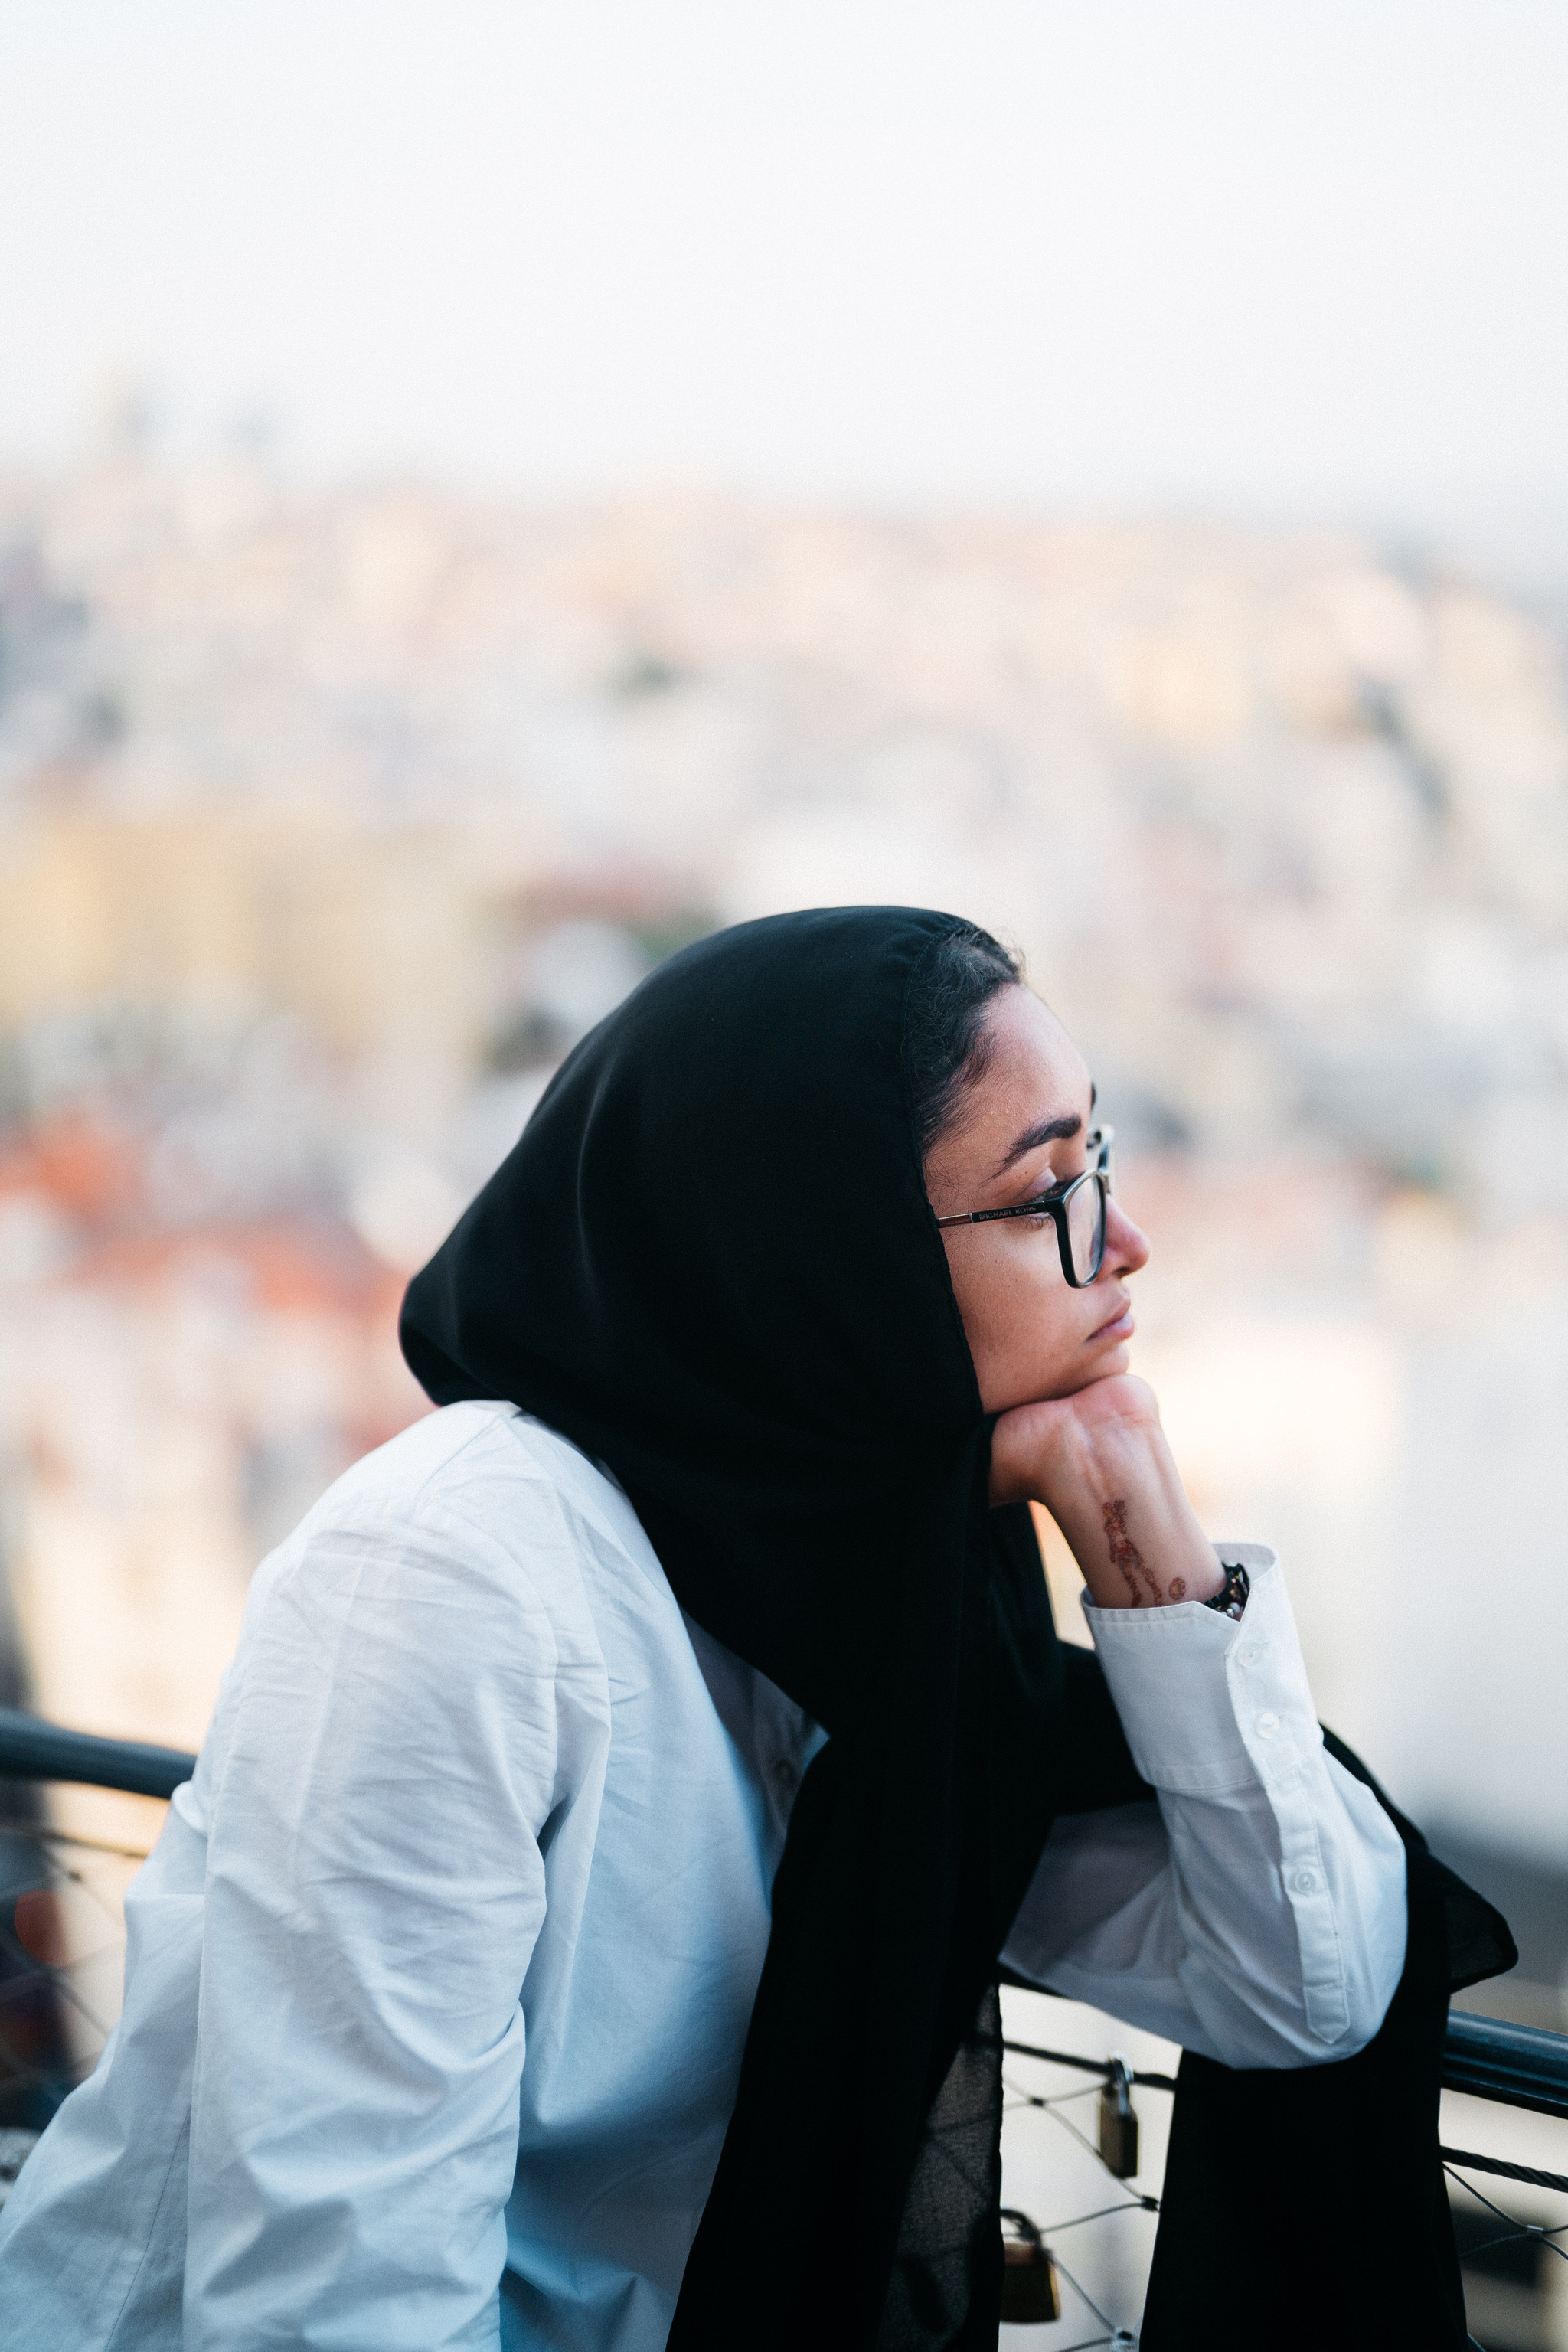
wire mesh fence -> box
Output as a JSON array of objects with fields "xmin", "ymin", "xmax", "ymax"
[
  {"xmin": 998, "ymin": 1988, "xmax": 1168, "ymax": 2347},
  {"xmin": 0, "ymin": 1718, "xmax": 1564, "ymax": 2347},
  {"xmin": 0, "ymin": 1806, "xmax": 149, "ymax": 2149},
  {"xmin": 996, "ymin": 1977, "xmax": 1568, "ymax": 2350}
]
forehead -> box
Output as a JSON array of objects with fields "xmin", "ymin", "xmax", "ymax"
[{"xmin": 939, "ymin": 989, "xmax": 1089, "ymax": 1173}]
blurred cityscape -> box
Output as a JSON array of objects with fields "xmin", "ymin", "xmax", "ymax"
[{"xmin": 1, "ymin": 433, "xmax": 1565, "ymax": 2017}]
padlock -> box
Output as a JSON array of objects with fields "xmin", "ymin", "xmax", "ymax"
[
  {"xmin": 1098, "ymin": 2054, "xmax": 1138, "ymax": 2179},
  {"xmin": 998, "ymin": 2207, "xmax": 1062, "ymax": 2324}
]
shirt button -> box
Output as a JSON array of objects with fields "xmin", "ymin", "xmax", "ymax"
[
  {"xmin": 772, "ymin": 1759, "xmax": 799, "ymax": 1795},
  {"xmin": 1237, "ymin": 1645, "xmax": 1262, "ymax": 1668},
  {"xmin": 1293, "ymin": 1867, "xmax": 1319, "ymax": 1894},
  {"xmin": 1255, "ymin": 1711, "xmax": 1280, "ymax": 1740}
]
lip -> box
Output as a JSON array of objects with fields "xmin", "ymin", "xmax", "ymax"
[{"xmin": 1088, "ymin": 1297, "xmax": 1135, "ymax": 1345}]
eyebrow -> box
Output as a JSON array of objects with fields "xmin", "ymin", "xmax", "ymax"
[
  {"xmin": 993, "ymin": 1082, "xmax": 1098, "ymax": 1176},
  {"xmin": 994, "ymin": 1111, "xmax": 1080, "ymax": 1174}
]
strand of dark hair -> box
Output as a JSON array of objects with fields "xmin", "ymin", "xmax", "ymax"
[{"xmin": 903, "ymin": 921, "xmax": 1022, "ymax": 1158}]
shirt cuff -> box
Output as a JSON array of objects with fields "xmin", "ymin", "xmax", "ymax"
[{"xmin": 1082, "ymin": 1546, "xmax": 1321, "ymax": 1795}]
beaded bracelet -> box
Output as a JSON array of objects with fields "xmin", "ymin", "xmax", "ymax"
[{"xmin": 1203, "ymin": 1560, "xmax": 1250, "ymax": 1621}]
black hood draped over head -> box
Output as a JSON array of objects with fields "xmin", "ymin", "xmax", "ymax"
[{"xmin": 400, "ymin": 906, "xmax": 1075, "ymax": 2348}]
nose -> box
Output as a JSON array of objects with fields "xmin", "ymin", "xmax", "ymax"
[{"xmin": 1105, "ymin": 1196, "xmax": 1150, "ymax": 1279}]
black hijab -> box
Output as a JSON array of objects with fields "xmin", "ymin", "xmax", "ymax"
[{"xmin": 400, "ymin": 906, "xmax": 1082, "ymax": 2347}]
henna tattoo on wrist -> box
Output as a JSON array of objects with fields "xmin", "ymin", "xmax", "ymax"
[{"xmin": 1101, "ymin": 1498, "xmax": 1164, "ymax": 1607}]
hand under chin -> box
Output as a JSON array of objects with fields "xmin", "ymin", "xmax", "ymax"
[
  {"xmin": 989, "ymin": 1374, "xmax": 1159, "ymax": 1502},
  {"xmin": 987, "ymin": 1377, "xmax": 1221, "ymax": 1609}
]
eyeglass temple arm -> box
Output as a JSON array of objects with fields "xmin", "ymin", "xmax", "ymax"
[
  {"xmin": 933, "ymin": 1130, "xmax": 1112, "ymax": 1233},
  {"xmin": 934, "ymin": 1204, "xmax": 1034, "ymax": 1230}
]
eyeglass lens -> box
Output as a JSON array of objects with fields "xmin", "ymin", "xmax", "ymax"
[{"xmin": 1066, "ymin": 1171, "xmax": 1107, "ymax": 1283}]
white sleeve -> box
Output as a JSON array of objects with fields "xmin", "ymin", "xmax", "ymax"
[
  {"xmin": 185, "ymin": 1499, "xmax": 568, "ymax": 2352},
  {"xmin": 1001, "ymin": 1547, "xmax": 1407, "ymax": 2069}
]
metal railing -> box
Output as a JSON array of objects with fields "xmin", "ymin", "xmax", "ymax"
[
  {"xmin": 0, "ymin": 1708, "xmax": 195, "ymax": 1802},
  {"xmin": 0, "ymin": 1712, "xmax": 1565, "ymax": 2343}
]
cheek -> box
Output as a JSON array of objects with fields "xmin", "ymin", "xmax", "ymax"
[{"xmin": 946, "ymin": 1240, "xmax": 1081, "ymax": 1413}]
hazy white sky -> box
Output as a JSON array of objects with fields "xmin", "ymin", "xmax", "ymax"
[{"xmin": 1, "ymin": 1, "xmax": 1565, "ymax": 546}]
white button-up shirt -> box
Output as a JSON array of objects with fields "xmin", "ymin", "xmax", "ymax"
[{"xmin": 0, "ymin": 1403, "xmax": 1407, "ymax": 2350}]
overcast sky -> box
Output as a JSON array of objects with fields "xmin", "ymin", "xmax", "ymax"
[{"xmin": 1, "ymin": 2, "xmax": 1565, "ymax": 563}]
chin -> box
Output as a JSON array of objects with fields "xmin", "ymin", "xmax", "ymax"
[{"xmin": 1027, "ymin": 1357, "xmax": 1119, "ymax": 1405}]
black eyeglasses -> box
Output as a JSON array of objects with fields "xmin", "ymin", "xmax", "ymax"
[{"xmin": 934, "ymin": 1126, "xmax": 1115, "ymax": 1289}]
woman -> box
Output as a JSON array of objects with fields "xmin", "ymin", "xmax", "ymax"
[{"xmin": 0, "ymin": 909, "xmax": 1441, "ymax": 2347}]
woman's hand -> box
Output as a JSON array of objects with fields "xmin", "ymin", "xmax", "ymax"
[{"xmin": 989, "ymin": 1374, "xmax": 1223, "ymax": 1609}]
